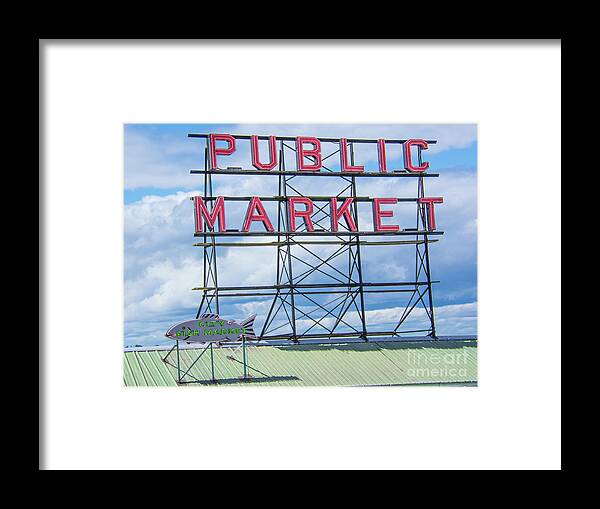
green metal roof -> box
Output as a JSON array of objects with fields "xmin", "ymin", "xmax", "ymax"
[{"xmin": 123, "ymin": 340, "xmax": 477, "ymax": 387}]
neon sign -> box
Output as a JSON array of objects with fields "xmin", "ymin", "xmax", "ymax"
[
  {"xmin": 188, "ymin": 131, "xmax": 446, "ymax": 344},
  {"xmin": 206, "ymin": 133, "xmax": 433, "ymax": 174},
  {"xmin": 192, "ymin": 195, "xmax": 443, "ymax": 235},
  {"xmin": 192, "ymin": 134, "xmax": 443, "ymax": 235}
]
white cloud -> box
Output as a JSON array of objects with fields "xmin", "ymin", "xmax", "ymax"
[
  {"xmin": 125, "ymin": 257, "xmax": 202, "ymax": 321},
  {"xmin": 125, "ymin": 130, "xmax": 200, "ymax": 189}
]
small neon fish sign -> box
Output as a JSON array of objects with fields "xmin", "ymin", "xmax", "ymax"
[{"xmin": 165, "ymin": 313, "xmax": 257, "ymax": 344}]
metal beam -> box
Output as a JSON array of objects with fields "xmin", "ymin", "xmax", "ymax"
[
  {"xmin": 190, "ymin": 168, "xmax": 439, "ymax": 178},
  {"xmin": 188, "ymin": 133, "xmax": 437, "ymax": 145},
  {"xmin": 193, "ymin": 230, "xmax": 444, "ymax": 237}
]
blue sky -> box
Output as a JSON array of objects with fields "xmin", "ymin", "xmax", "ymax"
[{"xmin": 124, "ymin": 124, "xmax": 477, "ymax": 347}]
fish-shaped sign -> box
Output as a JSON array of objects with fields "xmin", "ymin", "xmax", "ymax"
[{"xmin": 165, "ymin": 313, "xmax": 257, "ymax": 344}]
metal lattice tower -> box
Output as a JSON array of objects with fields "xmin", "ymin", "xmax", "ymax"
[{"xmin": 189, "ymin": 133, "xmax": 442, "ymax": 344}]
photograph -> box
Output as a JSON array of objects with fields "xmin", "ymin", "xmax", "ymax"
[{"xmin": 123, "ymin": 124, "xmax": 478, "ymax": 386}]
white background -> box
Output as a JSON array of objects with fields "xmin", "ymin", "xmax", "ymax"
[{"xmin": 42, "ymin": 41, "xmax": 561, "ymax": 470}]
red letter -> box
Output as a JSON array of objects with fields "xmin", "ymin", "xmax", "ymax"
[
  {"xmin": 418, "ymin": 197, "xmax": 444, "ymax": 230},
  {"xmin": 372, "ymin": 198, "xmax": 399, "ymax": 232},
  {"xmin": 330, "ymin": 197, "xmax": 357, "ymax": 232},
  {"xmin": 194, "ymin": 196, "xmax": 226, "ymax": 232},
  {"xmin": 377, "ymin": 139, "xmax": 387, "ymax": 173},
  {"xmin": 209, "ymin": 134, "xmax": 236, "ymax": 170},
  {"xmin": 242, "ymin": 197, "xmax": 274, "ymax": 232},
  {"xmin": 296, "ymin": 137, "xmax": 322, "ymax": 171},
  {"xmin": 251, "ymin": 135, "xmax": 278, "ymax": 171},
  {"xmin": 403, "ymin": 139, "xmax": 430, "ymax": 173},
  {"xmin": 288, "ymin": 197, "xmax": 315, "ymax": 232},
  {"xmin": 340, "ymin": 139, "xmax": 364, "ymax": 173}
]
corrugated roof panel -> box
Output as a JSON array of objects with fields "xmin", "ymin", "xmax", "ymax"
[{"xmin": 123, "ymin": 340, "xmax": 477, "ymax": 387}]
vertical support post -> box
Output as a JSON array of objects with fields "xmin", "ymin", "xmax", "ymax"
[
  {"xmin": 242, "ymin": 336, "xmax": 248, "ymax": 379},
  {"xmin": 260, "ymin": 142, "xmax": 285, "ymax": 337},
  {"xmin": 208, "ymin": 171, "xmax": 220, "ymax": 316},
  {"xmin": 197, "ymin": 144, "xmax": 220, "ymax": 318},
  {"xmin": 210, "ymin": 342, "xmax": 215, "ymax": 382},
  {"xmin": 422, "ymin": 223, "xmax": 437, "ymax": 338},
  {"xmin": 176, "ymin": 339, "xmax": 181, "ymax": 383},
  {"xmin": 198, "ymin": 146, "xmax": 209, "ymax": 319},
  {"xmin": 417, "ymin": 146, "xmax": 437, "ymax": 339},
  {"xmin": 349, "ymin": 142, "xmax": 368, "ymax": 341},
  {"xmin": 282, "ymin": 155, "xmax": 298, "ymax": 342}
]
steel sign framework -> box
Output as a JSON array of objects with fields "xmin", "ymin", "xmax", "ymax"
[{"xmin": 187, "ymin": 133, "xmax": 444, "ymax": 348}]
